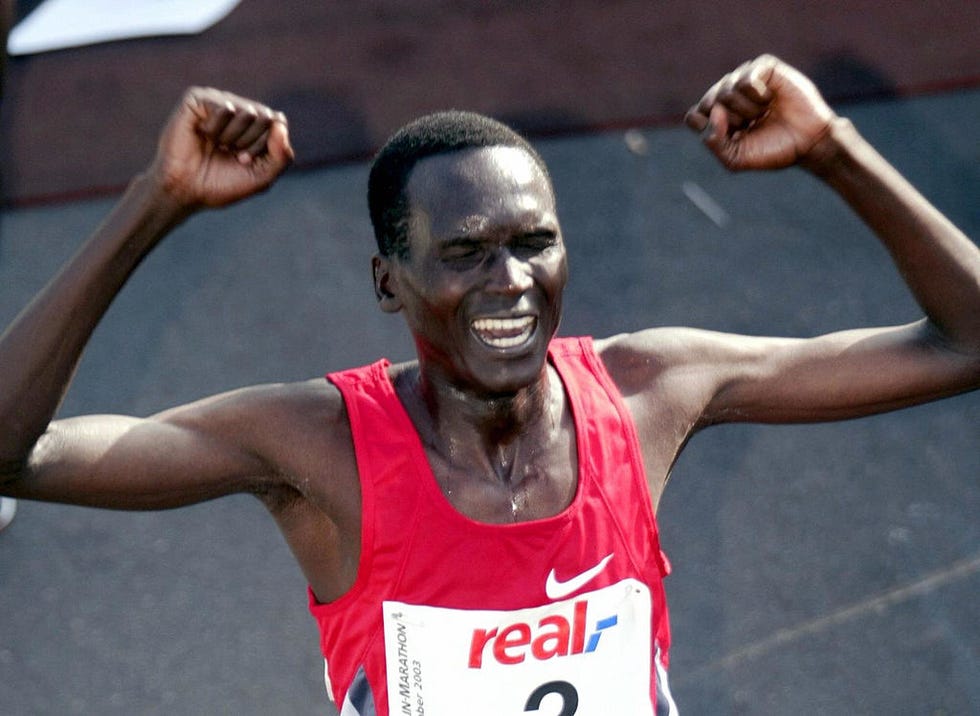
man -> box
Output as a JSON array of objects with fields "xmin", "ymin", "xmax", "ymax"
[{"xmin": 1, "ymin": 55, "xmax": 978, "ymax": 714}]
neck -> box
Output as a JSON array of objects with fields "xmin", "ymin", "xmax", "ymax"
[
  {"xmin": 421, "ymin": 364, "xmax": 551, "ymax": 439},
  {"xmin": 400, "ymin": 362, "xmax": 560, "ymax": 485}
]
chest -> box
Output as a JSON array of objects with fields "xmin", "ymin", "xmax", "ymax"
[{"xmin": 422, "ymin": 434, "xmax": 578, "ymax": 523}]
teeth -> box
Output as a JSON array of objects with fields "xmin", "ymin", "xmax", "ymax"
[
  {"xmin": 471, "ymin": 316, "xmax": 535, "ymax": 348},
  {"xmin": 472, "ymin": 317, "xmax": 534, "ymax": 332}
]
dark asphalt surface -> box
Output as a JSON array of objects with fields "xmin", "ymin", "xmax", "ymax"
[{"xmin": 1, "ymin": 89, "xmax": 978, "ymax": 714}]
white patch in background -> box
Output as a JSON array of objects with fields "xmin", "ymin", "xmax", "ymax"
[{"xmin": 8, "ymin": 0, "xmax": 242, "ymax": 56}]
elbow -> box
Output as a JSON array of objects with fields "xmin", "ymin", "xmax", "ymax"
[
  {"xmin": 0, "ymin": 429, "xmax": 43, "ymax": 490},
  {"xmin": 0, "ymin": 460, "xmax": 27, "ymax": 492},
  {"xmin": 924, "ymin": 318, "xmax": 980, "ymax": 362},
  {"xmin": 0, "ymin": 437, "xmax": 30, "ymax": 486},
  {"xmin": 921, "ymin": 321, "xmax": 980, "ymax": 392}
]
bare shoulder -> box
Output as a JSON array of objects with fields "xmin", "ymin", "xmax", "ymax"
[
  {"xmin": 155, "ymin": 377, "xmax": 348, "ymax": 441},
  {"xmin": 590, "ymin": 328, "xmax": 753, "ymax": 497},
  {"xmin": 594, "ymin": 327, "xmax": 748, "ymax": 394},
  {"xmin": 158, "ymin": 377, "xmax": 355, "ymax": 480},
  {"xmin": 593, "ymin": 326, "xmax": 785, "ymax": 432},
  {"xmin": 154, "ymin": 379, "xmax": 363, "ymax": 598}
]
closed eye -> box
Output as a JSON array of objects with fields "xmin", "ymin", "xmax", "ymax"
[
  {"xmin": 511, "ymin": 230, "xmax": 559, "ymax": 257},
  {"xmin": 439, "ymin": 239, "xmax": 486, "ymax": 266}
]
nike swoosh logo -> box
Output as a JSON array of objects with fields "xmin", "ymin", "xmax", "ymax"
[{"xmin": 545, "ymin": 553, "xmax": 614, "ymax": 600}]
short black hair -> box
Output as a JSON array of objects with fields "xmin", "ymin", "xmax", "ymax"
[{"xmin": 367, "ymin": 111, "xmax": 551, "ymax": 258}]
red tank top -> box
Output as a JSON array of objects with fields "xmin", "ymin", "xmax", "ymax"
[{"xmin": 309, "ymin": 337, "xmax": 676, "ymax": 715}]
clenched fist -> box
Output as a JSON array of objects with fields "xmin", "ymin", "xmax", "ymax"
[
  {"xmin": 685, "ymin": 55, "xmax": 838, "ymax": 172},
  {"xmin": 150, "ymin": 87, "xmax": 294, "ymax": 209}
]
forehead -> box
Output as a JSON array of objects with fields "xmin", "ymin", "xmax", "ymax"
[{"xmin": 404, "ymin": 146, "xmax": 556, "ymax": 237}]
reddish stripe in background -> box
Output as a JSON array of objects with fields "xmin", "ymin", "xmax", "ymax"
[{"xmin": 1, "ymin": 0, "xmax": 978, "ymax": 206}]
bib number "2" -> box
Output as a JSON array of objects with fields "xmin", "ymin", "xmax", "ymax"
[{"xmin": 524, "ymin": 681, "xmax": 579, "ymax": 715}]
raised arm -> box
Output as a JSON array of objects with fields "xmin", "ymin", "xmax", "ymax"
[
  {"xmin": 607, "ymin": 55, "xmax": 979, "ymax": 430},
  {"xmin": 0, "ymin": 88, "xmax": 294, "ymax": 494}
]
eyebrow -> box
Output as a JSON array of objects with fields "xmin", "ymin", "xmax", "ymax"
[
  {"xmin": 439, "ymin": 224, "xmax": 557, "ymax": 246},
  {"xmin": 446, "ymin": 213, "xmax": 558, "ymax": 236}
]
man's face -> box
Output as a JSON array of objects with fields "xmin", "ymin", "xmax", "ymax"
[{"xmin": 377, "ymin": 145, "xmax": 567, "ymax": 395}]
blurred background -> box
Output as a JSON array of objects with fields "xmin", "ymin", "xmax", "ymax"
[
  {"xmin": 3, "ymin": 0, "xmax": 978, "ymax": 204},
  {"xmin": 1, "ymin": 2, "xmax": 978, "ymax": 714}
]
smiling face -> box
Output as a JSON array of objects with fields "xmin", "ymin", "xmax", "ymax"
[{"xmin": 375, "ymin": 145, "xmax": 567, "ymax": 396}]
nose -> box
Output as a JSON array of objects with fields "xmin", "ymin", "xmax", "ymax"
[{"xmin": 485, "ymin": 249, "xmax": 533, "ymax": 295}]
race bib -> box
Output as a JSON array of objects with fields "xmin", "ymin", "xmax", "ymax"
[{"xmin": 383, "ymin": 579, "xmax": 653, "ymax": 716}]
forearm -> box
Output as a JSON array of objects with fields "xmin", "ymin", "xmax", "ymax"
[
  {"xmin": 0, "ymin": 174, "xmax": 191, "ymax": 472},
  {"xmin": 805, "ymin": 118, "xmax": 980, "ymax": 354}
]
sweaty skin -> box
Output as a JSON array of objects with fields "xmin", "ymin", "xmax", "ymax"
[{"xmin": 1, "ymin": 56, "xmax": 978, "ymax": 612}]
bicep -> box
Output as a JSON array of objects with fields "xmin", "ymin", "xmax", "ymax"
[
  {"xmin": 703, "ymin": 319, "xmax": 980, "ymax": 425},
  {"xmin": 6, "ymin": 410, "xmax": 273, "ymax": 510}
]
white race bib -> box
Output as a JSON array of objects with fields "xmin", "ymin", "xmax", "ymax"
[{"xmin": 383, "ymin": 579, "xmax": 653, "ymax": 716}]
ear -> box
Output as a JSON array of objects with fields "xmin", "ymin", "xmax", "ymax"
[{"xmin": 372, "ymin": 255, "xmax": 403, "ymax": 313}]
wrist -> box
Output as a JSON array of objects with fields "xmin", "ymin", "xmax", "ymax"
[
  {"xmin": 800, "ymin": 117, "xmax": 861, "ymax": 178},
  {"xmin": 132, "ymin": 168, "xmax": 200, "ymax": 222},
  {"xmin": 89, "ymin": 172, "xmax": 197, "ymax": 265}
]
